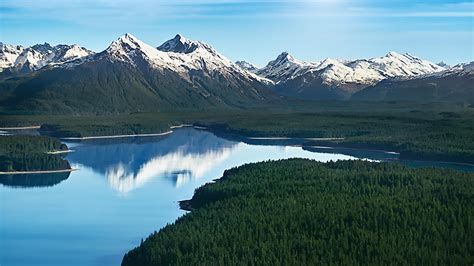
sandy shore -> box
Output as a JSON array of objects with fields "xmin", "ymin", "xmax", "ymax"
[{"xmin": 0, "ymin": 168, "xmax": 79, "ymax": 175}]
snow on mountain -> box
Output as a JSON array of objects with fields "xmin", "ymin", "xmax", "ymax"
[
  {"xmin": 158, "ymin": 34, "xmax": 275, "ymax": 84},
  {"xmin": 256, "ymin": 52, "xmax": 317, "ymax": 82},
  {"xmin": 0, "ymin": 42, "xmax": 93, "ymax": 73},
  {"xmin": 0, "ymin": 43, "xmax": 24, "ymax": 70},
  {"xmin": 157, "ymin": 34, "xmax": 203, "ymax": 54},
  {"xmin": 365, "ymin": 52, "xmax": 444, "ymax": 78},
  {"xmin": 156, "ymin": 34, "xmax": 235, "ymax": 72},
  {"xmin": 103, "ymin": 33, "xmax": 179, "ymax": 68},
  {"xmin": 443, "ymin": 61, "xmax": 474, "ymax": 76},
  {"xmin": 258, "ymin": 51, "xmax": 446, "ymax": 87},
  {"xmin": 53, "ymin": 44, "xmax": 93, "ymax": 63},
  {"xmin": 0, "ymin": 35, "xmax": 452, "ymax": 93},
  {"xmin": 235, "ymin": 61, "xmax": 259, "ymax": 73},
  {"xmin": 52, "ymin": 33, "xmax": 274, "ymax": 87}
]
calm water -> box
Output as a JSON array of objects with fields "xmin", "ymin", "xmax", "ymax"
[{"xmin": 1, "ymin": 128, "xmax": 472, "ymax": 265}]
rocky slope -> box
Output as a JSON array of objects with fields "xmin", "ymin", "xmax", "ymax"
[{"xmin": 0, "ymin": 34, "xmax": 276, "ymax": 114}]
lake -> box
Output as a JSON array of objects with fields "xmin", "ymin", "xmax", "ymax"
[{"xmin": 1, "ymin": 127, "xmax": 472, "ymax": 265}]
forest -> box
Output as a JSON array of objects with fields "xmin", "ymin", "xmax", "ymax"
[
  {"xmin": 0, "ymin": 135, "xmax": 70, "ymax": 172},
  {"xmin": 0, "ymin": 101, "xmax": 472, "ymax": 163},
  {"xmin": 122, "ymin": 159, "xmax": 474, "ymax": 265}
]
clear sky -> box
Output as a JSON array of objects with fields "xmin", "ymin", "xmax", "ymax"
[{"xmin": 1, "ymin": 0, "xmax": 473, "ymax": 66}]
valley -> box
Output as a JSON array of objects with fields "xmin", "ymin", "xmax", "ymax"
[
  {"xmin": 1, "ymin": 31, "xmax": 473, "ymax": 266},
  {"xmin": 1, "ymin": 100, "xmax": 473, "ymax": 165}
]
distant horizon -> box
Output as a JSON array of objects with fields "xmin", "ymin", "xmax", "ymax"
[{"xmin": 1, "ymin": 0, "xmax": 473, "ymax": 66}]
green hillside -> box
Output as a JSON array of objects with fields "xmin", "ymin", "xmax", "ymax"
[
  {"xmin": 0, "ymin": 59, "xmax": 277, "ymax": 114},
  {"xmin": 122, "ymin": 159, "xmax": 474, "ymax": 266}
]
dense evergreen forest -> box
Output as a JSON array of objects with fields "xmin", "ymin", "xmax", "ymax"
[
  {"xmin": 198, "ymin": 110, "xmax": 474, "ymax": 163},
  {"xmin": 0, "ymin": 135, "xmax": 70, "ymax": 171},
  {"xmin": 123, "ymin": 159, "xmax": 474, "ymax": 265},
  {"xmin": 0, "ymin": 102, "xmax": 472, "ymax": 163}
]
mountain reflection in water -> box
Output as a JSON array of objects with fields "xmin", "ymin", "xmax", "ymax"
[
  {"xmin": 67, "ymin": 128, "xmax": 239, "ymax": 192},
  {"xmin": 3, "ymin": 127, "xmax": 472, "ymax": 266}
]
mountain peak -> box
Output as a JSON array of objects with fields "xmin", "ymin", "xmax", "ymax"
[
  {"xmin": 174, "ymin": 34, "xmax": 187, "ymax": 43},
  {"xmin": 256, "ymin": 52, "xmax": 311, "ymax": 82},
  {"xmin": 114, "ymin": 33, "xmax": 141, "ymax": 46},
  {"xmin": 235, "ymin": 60, "xmax": 259, "ymax": 73},
  {"xmin": 103, "ymin": 33, "xmax": 168, "ymax": 66},
  {"xmin": 157, "ymin": 34, "xmax": 204, "ymax": 54},
  {"xmin": 107, "ymin": 33, "xmax": 156, "ymax": 55},
  {"xmin": 275, "ymin": 52, "xmax": 295, "ymax": 62},
  {"xmin": 384, "ymin": 51, "xmax": 421, "ymax": 61},
  {"xmin": 384, "ymin": 51, "xmax": 416, "ymax": 60},
  {"xmin": 386, "ymin": 51, "xmax": 401, "ymax": 57}
]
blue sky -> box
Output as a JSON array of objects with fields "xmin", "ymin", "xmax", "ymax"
[{"xmin": 0, "ymin": 0, "xmax": 472, "ymax": 66}]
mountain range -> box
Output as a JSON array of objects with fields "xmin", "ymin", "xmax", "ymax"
[{"xmin": 0, "ymin": 34, "xmax": 472, "ymax": 114}]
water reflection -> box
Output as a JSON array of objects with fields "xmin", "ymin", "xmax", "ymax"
[
  {"xmin": 64, "ymin": 128, "xmax": 474, "ymax": 193},
  {"xmin": 67, "ymin": 129, "xmax": 238, "ymax": 192},
  {"xmin": 104, "ymin": 147, "xmax": 234, "ymax": 192},
  {"xmin": 3, "ymin": 127, "xmax": 472, "ymax": 266},
  {"xmin": 0, "ymin": 172, "xmax": 70, "ymax": 188}
]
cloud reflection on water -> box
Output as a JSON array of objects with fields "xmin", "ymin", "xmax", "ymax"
[{"xmin": 105, "ymin": 146, "xmax": 234, "ymax": 192}]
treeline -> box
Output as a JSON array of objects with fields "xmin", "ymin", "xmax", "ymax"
[
  {"xmin": 196, "ymin": 111, "xmax": 474, "ymax": 164},
  {"xmin": 0, "ymin": 135, "xmax": 70, "ymax": 171},
  {"xmin": 1, "ymin": 102, "xmax": 473, "ymax": 163},
  {"xmin": 123, "ymin": 159, "xmax": 474, "ymax": 265}
]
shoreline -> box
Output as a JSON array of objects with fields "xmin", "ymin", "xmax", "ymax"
[
  {"xmin": 0, "ymin": 168, "xmax": 79, "ymax": 175},
  {"xmin": 170, "ymin": 124, "xmax": 193, "ymax": 129},
  {"xmin": 58, "ymin": 124, "xmax": 202, "ymax": 140},
  {"xmin": 61, "ymin": 131, "xmax": 173, "ymax": 140},
  {"xmin": 0, "ymin": 126, "xmax": 41, "ymax": 130},
  {"xmin": 305, "ymin": 145, "xmax": 401, "ymax": 155},
  {"xmin": 46, "ymin": 149, "xmax": 75, "ymax": 154},
  {"xmin": 4, "ymin": 123, "xmax": 472, "ymax": 166},
  {"xmin": 248, "ymin": 137, "xmax": 345, "ymax": 141}
]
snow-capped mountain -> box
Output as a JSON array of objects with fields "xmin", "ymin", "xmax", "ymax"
[
  {"xmin": 157, "ymin": 34, "xmax": 273, "ymax": 84},
  {"xmin": 0, "ymin": 42, "xmax": 93, "ymax": 74},
  {"xmin": 235, "ymin": 61, "xmax": 259, "ymax": 73},
  {"xmin": 93, "ymin": 33, "xmax": 271, "ymax": 85},
  {"xmin": 256, "ymin": 52, "xmax": 317, "ymax": 83},
  {"xmin": 157, "ymin": 34, "xmax": 202, "ymax": 54},
  {"xmin": 352, "ymin": 60, "xmax": 474, "ymax": 103},
  {"xmin": 0, "ymin": 33, "xmax": 276, "ymax": 114},
  {"xmin": 258, "ymin": 51, "xmax": 445, "ymax": 86},
  {"xmin": 440, "ymin": 61, "xmax": 474, "ymax": 76},
  {"xmin": 253, "ymin": 51, "xmax": 446, "ymax": 100},
  {"xmin": 99, "ymin": 33, "xmax": 181, "ymax": 69},
  {"xmin": 0, "ymin": 33, "xmax": 470, "ymax": 112},
  {"xmin": 0, "ymin": 43, "xmax": 24, "ymax": 70}
]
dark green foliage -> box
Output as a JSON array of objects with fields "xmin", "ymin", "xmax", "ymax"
[
  {"xmin": 352, "ymin": 73, "xmax": 474, "ymax": 103},
  {"xmin": 0, "ymin": 135, "xmax": 70, "ymax": 171},
  {"xmin": 0, "ymin": 102, "xmax": 473, "ymax": 163},
  {"xmin": 0, "ymin": 59, "xmax": 277, "ymax": 114},
  {"xmin": 191, "ymin": 109, "xmax": 474, "ymax": 164},
  {"xmin": 122, "ymin": 159, "xmax": 474, "ymax": 266}
]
